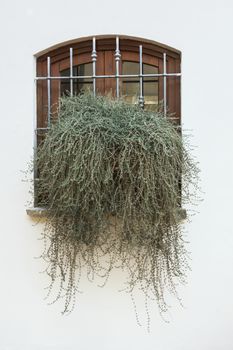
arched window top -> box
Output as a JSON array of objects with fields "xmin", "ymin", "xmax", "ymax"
[{"xmin": 35, "ymin": 34, "xmax": 181, "ymax": 60}]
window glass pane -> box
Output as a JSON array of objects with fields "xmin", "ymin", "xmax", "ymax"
[
  {"xmin": 60, "ymin": 63, "xmax": 92, "ymax": 96},
  {"xmin": 143, "ymin": 63, "xmax": 158, "ymax": 79},
  {"xmin": 77, "ymin": 63, "xmax": 92, "ymax": 76},
  {"xmin": 143, "ymin": 64, "xmax": 158, "ymax": 111},
  {"xmin": 122, "ymin": 61, "xmax": 159, "ymax": 110},
  {"xmin": 122, "ymin": 61, "xmax": 139, "ymax": 80},
  {"xmin": 121, "ymin": 62, "xmax": 139, "ymax": 104}
]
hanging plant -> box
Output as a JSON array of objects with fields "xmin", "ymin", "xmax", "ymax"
[{"xmin": 35, "ymin": 92, "xmax": 199, "ymax": 318}]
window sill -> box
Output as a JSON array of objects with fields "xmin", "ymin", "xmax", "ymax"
[
  {"xmin": 26, "ymin": 207, "xmax": 187, "ymax": 221},
  {"xmin": 26, "ymin": 207, "xmax": 48, "ymax": 218}
]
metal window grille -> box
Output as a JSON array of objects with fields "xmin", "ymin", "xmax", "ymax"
[{"xmin": 35, "ymin": 36, "xmax": 181, "ymax": 129}]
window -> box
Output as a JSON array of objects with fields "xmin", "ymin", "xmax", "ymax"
[{"xmin": 34, "ymin": 35, "xmax": 181, "ymax": 207}]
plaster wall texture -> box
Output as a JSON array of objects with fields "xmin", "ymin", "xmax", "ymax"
[{"xmin": 0, "ymin": 0, "xmax": 233, "ymax": 349}]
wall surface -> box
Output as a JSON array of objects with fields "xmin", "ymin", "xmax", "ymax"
[{"xmin": 0, "ymin": 0, "xmax": 233, "ymax": 349}]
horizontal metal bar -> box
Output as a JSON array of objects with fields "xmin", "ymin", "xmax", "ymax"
[
  {"xmin": 35, "ymin": 123, "xmax": 181, "ymax": 134},
  {"xmin": 35, "ymin": 128, "xmax": 50, "ymax": 134},
  {"xmin": 35, "ymin": 73, "xmax": 181, "ymax": 80}
]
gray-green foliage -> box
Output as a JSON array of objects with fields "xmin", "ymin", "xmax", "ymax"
[{"xmin": 36, "ymin": 92, "xmax": 198, "ymax": 316}]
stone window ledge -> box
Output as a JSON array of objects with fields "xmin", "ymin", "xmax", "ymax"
[
  {"xmin": 27, "ymin": 207, "xmax": 187, "ymax": 221},
  {"xmin": 26, "ymin": 207, "xmax": 48, "ymax": 218}
]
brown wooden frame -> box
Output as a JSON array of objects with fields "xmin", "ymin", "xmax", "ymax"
[{"xmin": 36, "ymin": 35, "xmax": 181, "ymax": 129}]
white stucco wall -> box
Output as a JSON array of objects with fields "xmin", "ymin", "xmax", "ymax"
[{"xmin": 0, "ymin": 0, "xmax": 233, "ymax": 349}]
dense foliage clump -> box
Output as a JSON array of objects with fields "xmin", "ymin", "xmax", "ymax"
[{"xmin": 36, "ymin": 92, "xmax": 198, "ymax": 317}]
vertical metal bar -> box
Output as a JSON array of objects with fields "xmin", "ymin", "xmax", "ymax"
[
  {"xmin": 163, "ymin": 52, "xmax": 167, "ymax": 116},
  {"xmin": 91, "ymin": 37, "xmax": 97, "ymax": 96},
  {"xmin": 33, "ymin": 57, "xmax": 38, "ymax": 207},
  {"xmin": 115, "ymin": 36, "xmax": 121, "ymax": 98},
  {"xmin": 47, "ymin": 56, "xmax": 51, "ymax": 127},
  {"xmin": 139, "ymin": 45, "xmax": 144, "ymax": 108},
  {"xmin": 70, "ymin": 47, "xmax": 73, "ymax": 96}
]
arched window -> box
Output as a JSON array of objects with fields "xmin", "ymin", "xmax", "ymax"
[{"xmin": 33, "ymin": 35, "xmax": 181, "ymax": 208}]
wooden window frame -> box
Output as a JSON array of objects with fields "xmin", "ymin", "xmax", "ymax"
[{"xmin": 32, "ymin": 35, "xmax": 182, "ymax": 209}]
